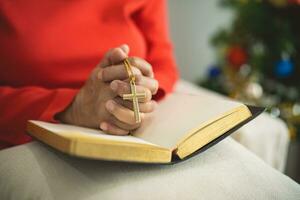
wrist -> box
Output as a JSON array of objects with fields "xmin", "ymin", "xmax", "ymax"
[
  {"xmin": 55, "ymin": 90, "xmax": 82, "ymax": 124},
  {"xmin": 55, "ymin": 103, "xmax": 75, "ymax": 124}
]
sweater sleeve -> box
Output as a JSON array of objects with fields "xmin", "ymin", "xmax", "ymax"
[
  {"xmin": 0, "ymin": 86, "xmax": 78, "ymax": 148},
  {"xmin": 133, "ymin": 0, "xmax": 179, "ymax": 100}
]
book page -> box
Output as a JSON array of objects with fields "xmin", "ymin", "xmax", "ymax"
[
  {"xmin": 30, "ymin": 121, "xmax": 160, "ymax": 147},
  {"xmin": 133, "ymin": 92, "xmax": 243, "ymax": 149}
]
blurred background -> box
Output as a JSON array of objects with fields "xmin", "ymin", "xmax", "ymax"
[
  {"xmin": 169, "ymin": 0, "xmax": 233, "ymax": 82},
  {"xmin": 167, "ymin": 0, "xmax": 300, "ymax": 182}
]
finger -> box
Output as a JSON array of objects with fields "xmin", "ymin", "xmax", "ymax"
[
  {"xmin": 136, "ymin": 75, "xmax": 159, "ymax": 95},
  {"xmin": 99, "ymin": 44, "xmax": 129, "ymax": 67},
  {"xmin": 100, "ymin": 65, "xmax": 141, "ymax": 82},
  {"xmin": 110, "ymin": 80, "xmax": 152, "ymax": 102},
  {"xmin": 120, "ymin": 44, "xmax": 129, "ymax": 55},
  {"xmin": 109, "ymin": 46, "xmax": 129, "ymax": 65},
  {"xmin": 111, "ymin": 112, "xmax": 154, "ymax": 132},
  {"xmin": 100, "ymin": 121, "xmax": 129, "ymax": 135},
  {"xmin": 110, "ymin": 117, "xmax": 140, "ymax": 131},
  {"xmin": 127, "ymin": 57, "xmax": 154, "ymax": 78},
  {"xmin": 105, "ymin": 100, "xmax": 143, "ymax": 125},
  {"xmin": 114, "ymin": 97, "xmax": 157, "ymax": 113}
]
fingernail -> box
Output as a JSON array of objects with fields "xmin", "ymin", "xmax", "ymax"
[
  {"xmin": 97, "ymin": 70, "xmax": 103, "ymax": 80},
  {"xmin": 110, "ymin": 81, "xmax": 118, "ymax": 91},
  {"xmin": 120, "ymin": 44, "xmax": 129, "ymax": 54},
  {"xmin": 100, "ymin": 122, "xmax": 108, "ymax": 131},
  {"xmin": 106, "ymin": 100, "xmax": 115, "ymax": 111}
]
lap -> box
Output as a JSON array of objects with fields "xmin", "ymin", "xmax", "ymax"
[{"xmin": 0, "ymin": 139, "xmax": 299, "ymax": 200}]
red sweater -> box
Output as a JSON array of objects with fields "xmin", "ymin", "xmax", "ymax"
[{"xmin": 0, "ymin": 0, "xmax": 178, "ymax": 149}]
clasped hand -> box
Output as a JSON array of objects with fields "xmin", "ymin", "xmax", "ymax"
[{"xmin": 56, "ymin": 44, "xmax": 158, "ymax": 135}]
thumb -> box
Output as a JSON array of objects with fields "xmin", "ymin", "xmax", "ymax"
[
  {"xmin": 120, "ymin": 44, "xmax": 129, "ymax": 55},
  {"xmin": 99, "ymin": 44, "xmax": 130, "ymax": 68},
  {"xmin": 109, "ymin": 44, "xmax": 130, "ymax": 65}
]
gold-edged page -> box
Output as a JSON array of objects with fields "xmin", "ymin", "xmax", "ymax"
[
  {"xmin": 133, "ymin": 92, "xmax": 244, "ymax": 150},
  {"xmin": 175, "ymin": 104, "xmax": 251, "ymax": 158},
  {"xmin": 28, "ymin": 120, "xmax": 161, "ymax": 148}
]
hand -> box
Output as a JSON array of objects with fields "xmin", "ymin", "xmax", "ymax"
[
  {"xmin": 100, "ymin": 56, "xmax": 159, "ymax": 95},
  {"xmin": 56, "ymin": 45, "xmax": 159, "ymax": 135}
]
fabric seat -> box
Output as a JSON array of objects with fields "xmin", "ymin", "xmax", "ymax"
[{"xmin": 0, "ymin": 139, "xmax": 299, "ymax": 200}]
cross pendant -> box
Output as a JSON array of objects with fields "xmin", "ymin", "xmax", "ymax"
[{"xmin": 122, "ymin": 81, "xmax": 146, "ymax": 123}]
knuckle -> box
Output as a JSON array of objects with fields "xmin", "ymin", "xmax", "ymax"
[
  {"xmin": 153, "ymin": 79, "xmax": 159, "ymax": 93},
  {"xmin": 132, "ymin": 67, "xmax": 142, "ymax": 76},
  {"xmin": 101, "ymin": 68, "xmax": 108, "ymax": 80},
  {"xmin": 135, "ymin": 74, "xmax": 143, "ymax": 82},
  {"xmin": 91, "ymin": 66, "xmax": 101, "ymax": 78},
  {"xmin": 129, "ymin": 57, "xmax": 138, "ymax": 65},
  {"xmin": 145, "ymin": 89, "xmax": 152, "ymax": 101},
  {"xmin": 147, "ymin": 62, "xmax": 153, "ymax": 71}
]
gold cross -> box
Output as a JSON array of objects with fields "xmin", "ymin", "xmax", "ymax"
[{"xmin": 122, "ymin": 59, "xmax": 146, "ymax": 123}]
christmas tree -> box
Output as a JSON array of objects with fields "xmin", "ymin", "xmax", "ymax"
[{"xmin": 200, "ymin": 0, "xmax": 300, "ymax": 139}]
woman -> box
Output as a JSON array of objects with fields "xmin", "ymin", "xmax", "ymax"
[{"xmin": 0, "ymin": 0, "xmax": 178, "ymax": 149}]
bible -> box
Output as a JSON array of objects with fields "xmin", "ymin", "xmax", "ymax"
[{"xmin": 27, "ymin": 92, "xmax": 263, "ymax": 164}]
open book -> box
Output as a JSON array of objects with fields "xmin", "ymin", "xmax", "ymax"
[{"xmin": 27, "ymin": 92, "xmax": 263, "ymax": 164}]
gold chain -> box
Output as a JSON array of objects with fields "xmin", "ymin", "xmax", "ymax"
[
  {"xmin": 123, "ymin": 58, "xmax": 135, "ymax": 83},
  {"xmin": 122, "ymin": 58, "xmax": 146, "ymax": 123}
]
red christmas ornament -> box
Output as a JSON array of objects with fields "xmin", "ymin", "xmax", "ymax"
[
  {"xmin": 288, "ymin": 0, "xmax": 300, "ymax": 4},
  {"xmin": 227, "ymin": 46, "xmax": 247, "ymax": 69}
]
